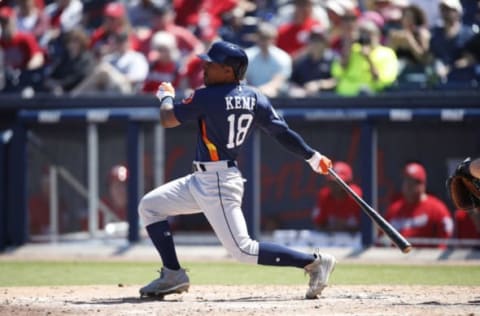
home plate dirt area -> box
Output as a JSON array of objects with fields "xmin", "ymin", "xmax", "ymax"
[{"xmin": 1, "ymin": 285, "xmax": 479, "ymax": 316}]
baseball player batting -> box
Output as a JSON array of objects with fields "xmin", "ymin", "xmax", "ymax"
[{"xmin": 138, "ymin": 41, "xmax": 336, "ymax": 300}]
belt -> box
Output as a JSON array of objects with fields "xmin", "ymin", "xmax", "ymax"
[{"xmin": 192, "ymin": 160, "xmax": 236, "ymax": 172}]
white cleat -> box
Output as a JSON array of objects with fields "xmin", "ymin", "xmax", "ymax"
[
  {"xmin": 140, "ymin": 267, "xmax": 190, "ymax": 298},
  {"xmin": 304, "ymin": 251, "xmax": 336, "ymax": 299}
]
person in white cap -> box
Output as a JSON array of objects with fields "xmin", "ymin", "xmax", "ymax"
[{"xmin": 428, "ymin": 0, "xmax": 475, "ymax": 84}]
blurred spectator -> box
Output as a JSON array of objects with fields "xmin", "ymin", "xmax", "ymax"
[
  {"xmin": 142, "ymin": 31, "xmax": 182, "ymax": 93},
  {"xmin": 89, "ymin": 2, "xmax": 140, "ymax": 59},
  {"xmin": 327, "ymin": 3, "xmax": 360, "ymax": 60},
  {"xmin": 384, "ymin": 162, "xmax": 453, "ymax": 248},
  {"xmin": 397, "ymin": 0, "xmax": 442, "ymax": 28},
  {"xmin": 276, "ymin": 0, "xmax": 324, "ymax": 58},
  {"xmin": 311, "ymin": 161, "xmax": 362, "ymax": 233},
  {"xmin": 0, "ymin": 6, "xmax": 45, "ymax": 92},
  {"xmin": 28, "ymin": 167, "xmax": 67, "ymax": 236},
  {"xmin": 360, "ymin": 10, "xmax": 386, "ymax": 41},
  {"xmin": 459, "ymin": 0, "xmax": 480, "ymax": 27},
  {"xmin": 178, "ymin": 31, "xmax": 221, "ymax": 94},
  {"xmin": 43, "ymin": 0, "xmax": 83, "ymax": 46},
  {"xmin": 245, "ymin": 22, "xmax": 292, "ymax": 98},
  {"xmin": 289, "ymin": 26, "xmax": 336, "ymax": 97},
  {"xmin": 454, "ymin": 209, "xmax": 480, "ymax": 243},
  {"xmin": 331, "ymin": 19, "xmax": 398, "ymax": 96},
  {"xmin": 172, "ymin": 0, "xmax": 241, "ymax": 36},
  {"xmin": 127, "ymin": 0, "xmax": 167, "ymax": 29},
  {"xmin": 79, "ymin": 164, "xmax": 128, "ymax": 231},
  {"xmin": 71, "ymin": 31, "xmax": 148, "ymax": 95},
  {"xmin": 139, "ymin": 4, "xmax": 203, "ymax": 64},
  {"xmin": 429, "ymin": 0, "xmax": 475, "ymax": 84},
  {"xmin": 101, "ymin": 164, "xmax": 128, "ymax": 224},
  {"xmin": 370, "ymin": 0, "xmax": 408, "ymax": 34},
  {"xmin": 81, "ymin": 0, "xmax": 113, "ymax": 31},
  {"xmin": 454, "ymin": 31, "xmax": 480, "ymax": 82},
  {"xmin": 275, "ymin": 0, "xmax": 329, "ymax": 30},
  {"xmin": 43, "ymin": 27, "xmax": 95, "ymax": 95},
  {"xmin": 14, "ymin": 0, "xmax": 50, "ymax": 43},
  {"xmin": 217, "ymin": 5, "xmax": 258, "ymax": 48},
  {"xmin": 386, "ymin": 4, "xmax": 431, "ymax": 86}
]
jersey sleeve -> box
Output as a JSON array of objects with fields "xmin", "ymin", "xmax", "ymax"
[
  {"xmin": 254, "ymin": 93, "xmax": 289, "ymax": 133},
  {"xmin": 173, "ymin": 89, "xmax": 205, "ymax": 123},
  {"xmin": 255, "ymin": 93, "xmax": 315, "ymax": 159}
]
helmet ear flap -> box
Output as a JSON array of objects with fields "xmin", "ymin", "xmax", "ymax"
[
  {"xmin": 224, "ymin": 55, "xmax": 248, "ymax": 81},
  {"xmin": 236, "ymin": 63, "xmax": 247, "ymax": 80}
]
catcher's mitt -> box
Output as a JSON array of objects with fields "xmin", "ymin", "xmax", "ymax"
[{"xmin": 446, "ymin": 157, "xmax": 480, "ymax": 210}]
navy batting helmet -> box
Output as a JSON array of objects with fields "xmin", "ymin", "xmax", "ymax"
[{"xmin": 198, "ymin": 41, "xmax": 248, "ymax": 80}]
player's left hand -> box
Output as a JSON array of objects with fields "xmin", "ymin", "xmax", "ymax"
[
  {"xmin": 156, "ymin": 82, "xmax": 175, "ymax": 102},
  {"xmin": 307, "ymin": 151, "xmax": 332, "ymax": 175}
]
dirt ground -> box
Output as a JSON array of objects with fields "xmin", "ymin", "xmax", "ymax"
[{"xmin": 1, "ymin": 284, "xmax": 479, "ymax": 316}]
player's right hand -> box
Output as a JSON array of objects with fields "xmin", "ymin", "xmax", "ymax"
[
  {"xmin": 156, "ymin": 82, "xmax": 175, "ymax": 102},
  {"xmin": 307, "ymin": 151, "xmax": 332, "ymax": 175}
]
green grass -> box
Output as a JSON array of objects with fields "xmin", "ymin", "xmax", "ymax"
[{"xmin": 0, "ymin": 261, "xmax": 479, "ymax": 287}]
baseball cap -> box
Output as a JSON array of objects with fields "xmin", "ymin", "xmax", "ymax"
[
  {"xmin": 104, "ymin": 2, "xmax": 126, "ymax": 18},
  {"xmin": 109, "ymin": 165, "xmax": 128, "ymax": 183},
  {"xmin": 440, "ymin": 0, "xmax": 463, "ymax": 13},
  {"xmin": 0, "ymin": 6, "xmax": 15, "ymax": 20},
  {"xmin": 331, "ymin": 161, "xmax": 353, "ymax": 183},
  {"xmin": 403, "ymin": 162, "xmax": 426, "ymax": 183},
  {"xmin": 360, "ymin": 11, "xmax": 385, "ymax": 29}
]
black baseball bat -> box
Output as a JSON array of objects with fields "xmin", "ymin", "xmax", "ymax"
[{"xmin": 328, "ymin": 167, "xmax": 412, "ymax": 253}]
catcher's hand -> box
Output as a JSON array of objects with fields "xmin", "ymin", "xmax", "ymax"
[{"xmin": 446, "ymin": 157, "xmax": 480, "ymax": 211}]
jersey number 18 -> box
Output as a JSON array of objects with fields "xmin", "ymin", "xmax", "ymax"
[{"xmin": 226, "ymin": 114, "xmax": 253, "ymax": 149}]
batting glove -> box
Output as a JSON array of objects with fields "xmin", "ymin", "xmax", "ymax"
[
  {"xmin": 307, "ymin": 151, "xmax": 332, "ymax": 175},
  {"xmin": 156, "ymin": 82, "xmax": 175, "ymax": 102}
]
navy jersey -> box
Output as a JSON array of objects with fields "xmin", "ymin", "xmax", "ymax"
[{"xmin": 173, "ymin": 83, "xmax": 314, "ymax": 162}]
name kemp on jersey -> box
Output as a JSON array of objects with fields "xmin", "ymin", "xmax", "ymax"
[{"xmin": 225, "ymin": 96, "xmax": 256, "ymax": 111}]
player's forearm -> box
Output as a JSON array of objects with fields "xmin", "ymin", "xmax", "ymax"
[
  {"xmin": 159, "ymin": 97, "xmax": 181, "ymax": 128},
  {"xmin": 274, "ymin": 129, "xmax": 315, "ymax": 159}
]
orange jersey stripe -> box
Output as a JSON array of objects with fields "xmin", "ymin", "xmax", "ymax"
[{"xmin": 201, "ymin": 119, "xmax": 219, "ymax": 161}]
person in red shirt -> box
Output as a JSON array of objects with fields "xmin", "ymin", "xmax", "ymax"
[
  {"xmin": 89, "ymin": 2, "xmax": 140, "ymax": 58},
  {"xmin": 101, "ymin": 164, "xmax": 128, "ymax": 224},
  {"xmin": 80, "ymin": 164, "xmax": 128, "ymax": 231},
  {"xmin": 0, "ymin": 6, "xmax": 45, "ymax": 91},
  {"xmin": 138, "ymin": 5, "xmax": 203, "ymax": 63},
  {"xmin": 276, "ymin": 0, "xmax": 323, "ymax": 58},
  {"xmin": 454, "ymin": 209, "xmax": 480, "ymax": 241},
  {"xmin": 312, "ymin": 161, "xmax": 362, "ymax": 232},
  {"xmin": 142, "ymin": 31, "xmax": 182, "ymax": 93},
  {"xmin": 384, "ymin": 162, "xmax": 453, "ymax": 248},
  {"xmin": 173, "ymin": 0, "xmax": 239, "ymax": 33},
  {"xmin": 14, "ymin": 0, "xmax": 50, "ymax": 42},
  {"xmin": 0, "ymin": 6, "xmax": 44, "ymax": 70}
]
